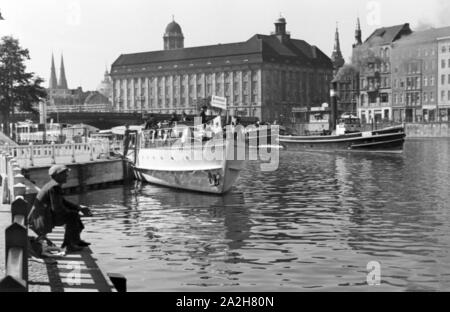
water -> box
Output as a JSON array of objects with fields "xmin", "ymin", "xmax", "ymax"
[{"xmin": 68, "ymin": 139, "xmax": 450, "ymax": 291}]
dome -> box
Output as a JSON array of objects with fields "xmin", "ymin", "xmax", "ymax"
[
  {"xmin": 276, "ymin": 17, "xmax": 286, "ymax": 24},
  {"xmin": 165, "ymin": 21, "xmax": 183, "ymax": 34}
]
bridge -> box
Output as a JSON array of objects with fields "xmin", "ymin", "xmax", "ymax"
[
  {"xmin": 9, "ymin": 111, "xmax": 258, "ymax": 130},
  {"xmin": 9, "ymin": 112, "xmax": 148, "ymax": 130}
]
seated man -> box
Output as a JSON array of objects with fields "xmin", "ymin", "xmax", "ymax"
[{"xmin": 28, "ymin": 165, "xmax": 92, "ymax": 252}]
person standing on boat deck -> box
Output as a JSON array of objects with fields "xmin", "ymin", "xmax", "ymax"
[
  {"xmin": 181, "ymin": 111, "xmax": 190, "ymax": 122},
  {"xmin": 144, "ymin": 114, "xmax": 156, "ymax": 130},
  {"xmin": 170, "ymin": 112, "xmax": 179, "ymax": 127},
  {"xmin": 200, "ymin": 105, "xmax": 208, "ymax": 125},
  {"xmin": 28, "ymin": 165, "xmax": 93, "ymax": 252},
  {"xmin": 123, "ymin": 124, "xmax": 137, "ymax": 157}
]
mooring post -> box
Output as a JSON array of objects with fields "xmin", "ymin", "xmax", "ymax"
[{"xmin": 107, "ymin": 273, "xmax": 127, "ymax": 292}]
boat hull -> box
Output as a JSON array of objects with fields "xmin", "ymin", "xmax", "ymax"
[
  {"xmin": 131, "ymin": 141, "xmax": 246, "ymax": 194},
  {"xmin": 279, "ymin": 126, "xmax": 406, "ymax": 153}
]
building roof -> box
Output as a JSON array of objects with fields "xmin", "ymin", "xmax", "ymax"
[
  {"xmin": 395, "ymin": 26, "xmax": 450, "ymax": 45},
  {"xmin": 364, "ymin": 23, "xmax": 412, "ymax": 46},
  {"xmin": 112, "ymin": 34, "xmax": 331, "ymax": 69}
]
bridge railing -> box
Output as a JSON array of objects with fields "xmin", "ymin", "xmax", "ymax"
[
  {"xmin": 45, "ymin": 103, "xmax": 113, "ymax": 113},
  {"xmin": 0, "ymin": 141, "xmax": 112, "ymax": 167},
  {"xmin": 0, "ymin": 150, "xmax": 36, "ymax": 292}
]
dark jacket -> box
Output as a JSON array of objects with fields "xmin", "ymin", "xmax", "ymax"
[{"xmin": 28, "ymin": 179, "xmax": 80, "ymax": 235}]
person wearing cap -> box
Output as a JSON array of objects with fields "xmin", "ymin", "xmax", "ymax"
[{"xmin": 28, "ymin": 164, "xmax": 92, "ymax": 252}]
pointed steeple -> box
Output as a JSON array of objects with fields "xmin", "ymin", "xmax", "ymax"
[
  {"xmin": 49, "ymin": 53, "xmax": 58, "ymax": 89},
  {"xmin": 354, "ymin": 17, "xmax": 362, "ymax": 47},
  {"xmin": 331, "ymin": 23, "xmax": 345, "ymax": 75},
  {"xmin": 58, "ymin": 54, "xmax": 68, "ymax": 89}
]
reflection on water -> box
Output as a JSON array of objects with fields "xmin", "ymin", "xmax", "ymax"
[{"xmin": 68, "ymin": 139, "xmax": 450, "ymax": 291}]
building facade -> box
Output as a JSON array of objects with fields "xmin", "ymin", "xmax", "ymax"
[
  {"xmin": 343, "ymin": 22, "xmax": 450, "ymax": 123},
  {"xmin": 356, "ymin": 23, "xmax": 412, "ymax": 123},
  {"xmin": 437, "ymin": 36, "xmax": 450, "ymax": 121},
  {"xmin": 391, "ymin": 32, "xmax": 439, "ymax": 122},
  {"xmin": 110, "ymin": 18, "xmax": 333, "ymax": 122}
]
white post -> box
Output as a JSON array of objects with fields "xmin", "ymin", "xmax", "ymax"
[
  {"xmin": 29, "ymin": 142, "xmax": 34, "ymax": 167},
  {"xmin": 51, "ymin": 142, "xmax": 56, "ymax": 164}
]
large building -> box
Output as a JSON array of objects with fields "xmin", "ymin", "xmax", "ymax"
[{"xmin": 110, "ymin": 17, "xmax": 333, "ymax": 122}]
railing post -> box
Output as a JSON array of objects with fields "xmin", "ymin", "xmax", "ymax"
[
  {"xmin": 89, "ymin": 143, "xmax": 94, "ymax": 161},
  {"xmin": 11, "ymin": 197, "xmax": 28, "ymax": 225},
  {"xmin": 28, "ymin": 142, "xmax": 34, "ymax": 167},
  {"xmin": 51, "ymin": 142, "xmax": 56, "ymax": 164},
  {"xmin": 71, "ymin": 144, "xmax": 76, "ymax": 163}
]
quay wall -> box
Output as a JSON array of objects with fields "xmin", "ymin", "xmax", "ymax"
[
  {"xmin": 22, "ymin": 159, "xmax": 133, "ymax": 191},
  {"xmin": 405, "ymin": 123, "xmax": 450, "ymax": 138}
]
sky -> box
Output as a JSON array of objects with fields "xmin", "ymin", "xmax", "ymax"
[{"xmin": 1, "ymin": 0, "xmax": 449, "ymax": 91}]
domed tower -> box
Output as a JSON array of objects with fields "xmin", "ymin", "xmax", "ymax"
[
  {"xmin": 163, "ymin": 17, "xmax": 184, "ymax": 50},
  {"xmin": 97, "ymin": 68, "xmax": 112, "ymax": 101},
  {"xmin": 273, "ymin": 15, "xmax": 290, "ymax": 43}
]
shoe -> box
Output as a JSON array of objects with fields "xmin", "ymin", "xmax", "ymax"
[
  {"xmin": 77, "ymin": 240, "xmax": 91, "ymax": 247},
  {"xmin": 66, "ymin": 244, "xmax": 84, "ymax": 252}
]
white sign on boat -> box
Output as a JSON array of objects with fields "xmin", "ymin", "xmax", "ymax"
[{"xmin": 211, "ymin": 95, "xmax": 227, "ymax": 110}]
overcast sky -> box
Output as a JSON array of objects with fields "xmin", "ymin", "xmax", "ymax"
[{"xmin": 1, "ymin": 0, "xmax": 449, "ymax": 90}]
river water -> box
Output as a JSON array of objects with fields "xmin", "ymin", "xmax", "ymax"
[{"xmin": 68, "ymin": 139, "xmax": 450, "ymax": 291}]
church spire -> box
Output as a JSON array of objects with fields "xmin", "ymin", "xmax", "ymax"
[
  {"xmin": 49, "ymin": 53, "xmax": 58, "ymax": 89},
  {"xmin": 331, "ymin": 23, "xmax": 345, "ymax": 76},
  {"xmin": 58, "ymin": 54, "xmax": 68, "ymax": 89},
  {"xmin": 354, "ymin": 17, "xmax": 362, "ymax": 47}
]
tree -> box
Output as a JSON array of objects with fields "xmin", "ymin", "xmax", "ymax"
[{"xmin": 0, "ymin": 36, "xmax": 47, "ymax": 135}]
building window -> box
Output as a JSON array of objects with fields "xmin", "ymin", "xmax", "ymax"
[
  {"xmin": 430, "ymin": 76, "xmax": 435, "ymax": 86},
  {"xmin": 442, "ymin": 75, "xmax": 446, "ymax": 85},
  {"xmin": 448, "ymin": 91, "xmax": 450, "ymax": 101},
  {"xmin": 442, "ymin": 90, "xmax": 445, "ymax": 101},
  {"xmin": 442, "ymin": 60, "xmax": 446, "ymax": 69},
  {"xmin": 442, "ymin": 46, "xmax": 447, "ymax": 53},
  {"xmin": 423, "ymin": 92, "xmax": 428, "ymax": 103},
  {"xmin": 424, "ymin": 77, "xmax": 428, "ymax": 87},
  {"xmin": 431, "ymin": 92, "xmax": 434, "ymax": 102},
  {"xmin": 393, "ymin": 93, "xmax": 397, "ymax": 104}
]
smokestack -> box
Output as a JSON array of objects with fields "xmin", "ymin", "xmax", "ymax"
[{"xmin": 329, "ymin": 81, "xmax": 338, "ymax": 134}]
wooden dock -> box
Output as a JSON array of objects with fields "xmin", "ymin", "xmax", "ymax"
[{"xmin": 29, "ymin": 227, "xmax": 114, "ymax": 292}]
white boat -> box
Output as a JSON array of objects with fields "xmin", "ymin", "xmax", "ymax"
[{"xmin": 126, "ymin": 123, "xmax": 246, "ymax": 194}]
